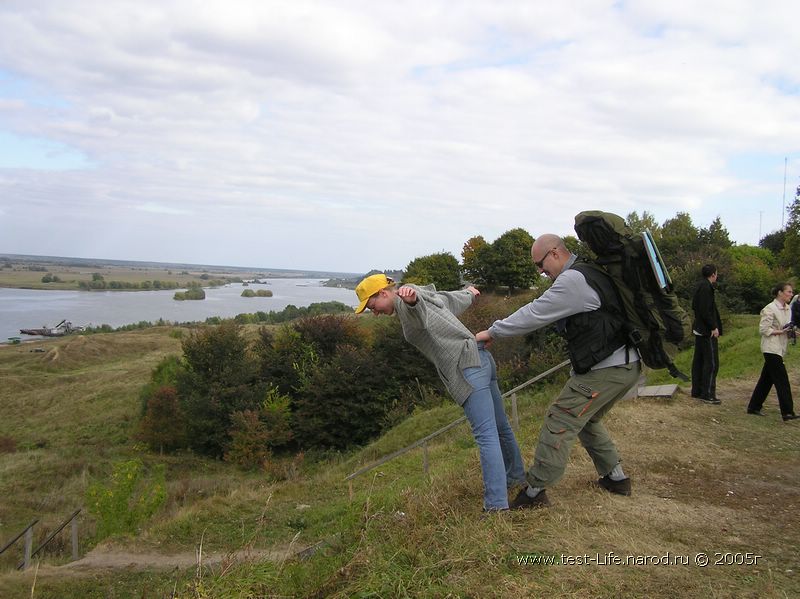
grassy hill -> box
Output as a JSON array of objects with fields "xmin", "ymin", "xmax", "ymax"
[{"xmin": 1, "ymin": 317, "xmax": 798, "ymax": 598}]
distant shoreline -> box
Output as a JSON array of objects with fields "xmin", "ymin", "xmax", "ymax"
[
  {"xmin": 0, "ymin": 252, "xmax": 361, "ymax": 279},
  {"xmin": 0, "ymin": 253, "xmax": 363, "ymax": 292}
]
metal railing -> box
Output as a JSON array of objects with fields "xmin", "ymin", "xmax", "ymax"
[
  {"xmin": 0, "ymin": 509, "xmax": 81, "ymax": 570},
  {"xmin": 344, "ymin": 359, "xmax": 571, "ymax": 493}
]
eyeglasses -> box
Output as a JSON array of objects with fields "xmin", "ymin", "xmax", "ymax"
[{"xmin": 534, "ymin": 248, "xmax": 556, "ymax": 270}]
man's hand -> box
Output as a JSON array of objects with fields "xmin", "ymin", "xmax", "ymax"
[
  {"xmin": 397, "ymin": 285, "xmax": 418, "ymax": 305},
  {"xmin": 711, "ymin": 328, "xmax": 720, "ymax": 338},
  {"xmin": 466, "ymin": 286, "xmax": 480, "ymax": 297},
  {"xmin": 475, "ymin": 329, "xmax": 493, "ymax": 347}
]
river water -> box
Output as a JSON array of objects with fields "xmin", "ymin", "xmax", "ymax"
[{"xmin": 0, "ymin": 279, "xmax": 358, "ymax": 343}]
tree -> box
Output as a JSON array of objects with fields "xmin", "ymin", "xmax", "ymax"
[
  {"xmin": 292, "ymin": 314, "xmax": 365, "ymax": 358},
  {"xmin": 659, "ymin": 212, "xmax": 700, "ymax": 264},
  {"xmin": 759, "ymin": 230, "xmax": 786, "ymax": 257},
  {"xmin": 626, "ymin": 210, "xmax": 662, "ymax": 240},
  {"xmin": 402, "ymin": 252, "xmax": 462, "ymax": 290},
  {"xmin": 781, "ymin": 186, "xmax": 800, "ymax": 277},
  {"xmin": 177, "ymin": 322, "xmax": 263, "ymax": 457},
  {"xmin": 725, "ymin": 246, "xmax": 775, "ymax": 312},
  {"xmin": 292, "ymin": 345, "xmax": 391, "ymax": 448},
  {"xmin": 698, "ymin": 216, "xmax": 733, "ymax": 249},
  {"xmin": 563, "ymin": 235, "xmax": 589, "ymax": 259},
  {"xmin": 490, "ymin": 228, "xmax": 538, "ymax": 293},
  {"xmin": 135, "ymin": 386, "xmax": 187, "ymax": 452},
  {"xmin": 461, "ymin": 236, "xmax": 491, "ymax": 285}
]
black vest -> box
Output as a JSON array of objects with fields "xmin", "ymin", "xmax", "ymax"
[{"xmin": 556, "ymin": 261, "xmax": 628, "ymax": 374}]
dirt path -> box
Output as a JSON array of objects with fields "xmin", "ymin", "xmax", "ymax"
[
  {"xmin": 58, "ymin": 546, "xmax": 289, "ymax": 572},
  {"xmin": 15, "ymin": 535, "xmax": 333, "ymax": 579}
]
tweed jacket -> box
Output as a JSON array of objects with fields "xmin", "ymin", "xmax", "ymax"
[
  {"xmin": 759, "ymin": 299, "xmax": 791, "ymax": 357},
  {"xmin": 394, "ymin": 284, "xmax": 480, "ymax": 405}
]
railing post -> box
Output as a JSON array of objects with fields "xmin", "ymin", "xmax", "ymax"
[
  {"xmin": 71, "ymin": 517, "xmax": 79, "ymax": 561},
  {"xmin": 23, "ymin": 527, "xmax": 33, "ymax": 570},
  {"xmin": 422, "ymin": 441, "xmax": 429, "ymax": 474},
  {"xmin": 511, "ymin": 392, "xmax": 519, "ymax": 431}
]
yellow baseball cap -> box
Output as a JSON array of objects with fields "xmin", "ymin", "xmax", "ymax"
[{"xmin": 354, "ymin": 274, "xmax": 395, "ymax": 313}]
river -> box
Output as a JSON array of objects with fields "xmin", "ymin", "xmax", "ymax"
[{"xmin": 0, "ymin": 279, "xmax": 358, "ymax": 343}]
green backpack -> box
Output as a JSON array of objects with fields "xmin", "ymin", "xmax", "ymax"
[{"xmin": 573, "ymin": 211, "xmax": 689, "ymax": 380}]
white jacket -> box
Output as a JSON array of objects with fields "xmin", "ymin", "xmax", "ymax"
[{"xmin": 759, "ymin": 299, "xmax": 791, "ymax": 356}]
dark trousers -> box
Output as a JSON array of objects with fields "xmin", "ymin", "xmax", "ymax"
[
  {"xmin": 748, "ymin": 353, "xmax": 795, "ymax": 416},
  {"xmin": 691, "ymin": 335, "xmax": 719, "ymax": 400}
]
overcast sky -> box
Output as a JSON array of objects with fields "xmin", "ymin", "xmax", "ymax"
[{"xmin": 1, "ymin": 1, "xmax": 799, "ymax": 274}]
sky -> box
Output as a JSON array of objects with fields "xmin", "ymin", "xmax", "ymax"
[{"xmin": 1, "ymin": 1, "xmax": 799, "ymax": 275}]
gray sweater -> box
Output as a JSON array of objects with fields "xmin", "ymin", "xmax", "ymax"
[{"xmin": 394, "ymin": 284, "xmax": 481, "ymax": 405}]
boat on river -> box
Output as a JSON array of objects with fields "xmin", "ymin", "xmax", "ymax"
[{"xmin": 20, "ymin": 319, "xmax": 84, "ymax": 337}]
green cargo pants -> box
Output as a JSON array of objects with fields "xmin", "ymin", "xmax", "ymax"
[{"xmin": 527, "ymin": 361, "xmax": 641, "ymax": 488}]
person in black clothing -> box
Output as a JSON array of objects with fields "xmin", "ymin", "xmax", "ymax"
[{"xmin": 691, "ymin": 264, "xmax": 722, "ymax": 404}]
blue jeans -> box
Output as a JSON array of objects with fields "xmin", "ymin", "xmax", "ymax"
[{"xmin": 462, "ymin": 347, "xmax": 526, "ymax": 510}]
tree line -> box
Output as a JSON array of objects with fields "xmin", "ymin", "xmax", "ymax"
[{"xmin": 399, "ymin": 192, "xmax": 800, "ymax": 315}]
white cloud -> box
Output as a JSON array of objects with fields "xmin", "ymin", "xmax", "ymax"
[{"xmin": 0, "ymin": 1, "xmax": 799, "ymax": 272}]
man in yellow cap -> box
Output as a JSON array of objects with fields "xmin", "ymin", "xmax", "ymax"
[{"xmin": 355, "ymin": 273, "xmax": 525, "ymax": 512}]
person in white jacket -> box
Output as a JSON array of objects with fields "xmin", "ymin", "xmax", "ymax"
[{"xmin": 747, "ymin": 282, "xmax": 798, "ymax": 421}]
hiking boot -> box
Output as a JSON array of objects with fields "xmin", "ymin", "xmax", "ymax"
[
  {"xmin": 509, "ymin": 487, "xmax": 550, "ymax": 510},
  {"xmin": 747, "ymin": 409, "xmax": 765, "ymax": 416},
  {"xmin": 597, "ymin": 475, "xmax": 632, "ymax": 496}
]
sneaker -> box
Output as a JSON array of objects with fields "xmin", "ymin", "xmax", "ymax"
[
  {"xmin": 597, "ymin": 475, "xmax": 632, "ymax": 496},
  {"xmin": 481, "ymin": 507, "xmax": 509, "ymax": 518},
  {"xmin": 509, "ymin": 487, "xmax": 550, "ymax": 510},
  {"xmin": 701, "ymin": 397, "xmax": 721, "ymax": 405},
  {"xmin": 747, "ymin": 409, "xmax": 765, "ymax": 416},
  {"xmin": 782, "ymin": 413, "xmax": 799, "ymax": 422}
]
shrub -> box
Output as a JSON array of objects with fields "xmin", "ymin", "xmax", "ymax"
[
  {"xmin": 138, "ymin": 355, "xmax": 185, "ymax": 415},
  {"xmin": 177, "ymin": 322, "xmax": 263, "ymax": 457},
  {"xmin": 292, "ymin": 344, "xmax": 391, "ymax": 449},
  {"xmin": 260, "ymin": 385, "xmax": 293, "ymax": 448},
  {"xmin": 135, "ymin": 386, "xmax": 187, "ymax": 452},
  {"xmin": 254, "ymin": 326, "xmax": 317, "ymax": 395},
  {"xmin": 292, "ymin": 314, "xmax": 366, "ymax": 357},
  {"xmin": 86, "ymin": 459, "xmax": 166, "ymax": 539},
  {"xmin": 224, "ymin": 410, "xmax": 272, "ymax": 469},
  {"xmin": 223, "ymin": 386, "xmax": 293, "ymax": 469},
  {"xmin": 174, "ymin": 287, "xmax": 205, "ymax": 301}
]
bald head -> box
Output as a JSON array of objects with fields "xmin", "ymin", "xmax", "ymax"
[
  {"xmin": 532, "ymin": 234, "xmax": 565, "ymax": 256},
  {"xmin": 531, "ymin": 234, "xmax": 570, "ymax": 279}
]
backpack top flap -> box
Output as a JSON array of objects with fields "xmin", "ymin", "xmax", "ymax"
[{"xmin": 574, "ymin": 210, "xmax": 629, "ymax": 256}]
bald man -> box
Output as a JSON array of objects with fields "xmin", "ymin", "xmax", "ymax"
[{"xmin": 476, "ymin": 234, "xmax": 640, "ymax": 509}]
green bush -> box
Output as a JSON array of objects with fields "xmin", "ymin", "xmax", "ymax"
[
  {"xmin": 223, "ymin": 385, "xmax": 294, "ymax": 469},
  {"xmin": 292, "ymin": 314, "xmax": 366, "ymax": 358},
  {"xmin": 224, "ymin": 409, "xmax": 272, "ymax": 469},
  {"xmin": 174, "ymin": 286, "xmax": 205, "ymax": 301},
  {"xmin": 254, "ymin": 326, "xmax": 317, "ymax": 395},
  {"xmin": 177, "ymin": 322, "xmax": 263, "ymax": 457},
  {"xmin": 86, "ymin": 459, "xmax": 166, "ymax": 539},
  {"xmin": 292, "ymin": 344, "xmax": 391, "ymax": 449}
]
